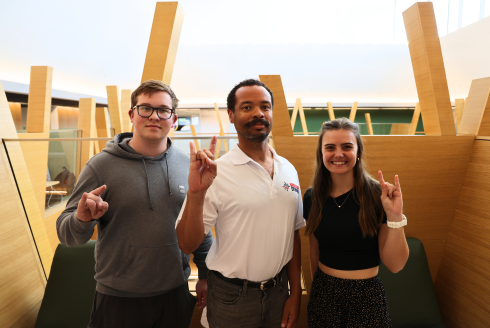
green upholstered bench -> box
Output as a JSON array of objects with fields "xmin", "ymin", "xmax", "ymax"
[
  {"xmin": 35, "ymin": 241, "xmax": 96, "ymax": 328},
  {"xmin": 379, "ymin": 237, "xmax": 445, "ymax": 328}
]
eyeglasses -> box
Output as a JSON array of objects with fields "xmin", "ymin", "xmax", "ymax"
[{"xmin": 133, "ymin": 105, "xmax": 174, "ymax": 120}]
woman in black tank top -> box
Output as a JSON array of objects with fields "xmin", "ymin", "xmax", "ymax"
[{"xmin": 304, "ymin": 118, "xmax": 409, "ymax": 328}]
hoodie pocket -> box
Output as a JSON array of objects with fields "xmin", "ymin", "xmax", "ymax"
[{"xmin": 113, "ymin": 243, "xmax": 186, "ymax": 294}]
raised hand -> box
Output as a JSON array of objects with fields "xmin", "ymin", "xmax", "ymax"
[
  {"xmin": 378, "ymin": 171, "xmax": 403, "ymax": 220},
  {"xmin": 188, "ymin": 136, "xmax": 218, "ymax": 194},
  {"xmin": 76, "ymin": 185, "xmax": 109, "ymax": 222}
]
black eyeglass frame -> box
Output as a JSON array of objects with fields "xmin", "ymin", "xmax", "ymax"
[{"xmin": 133, "ymin": 105, "xmax": 175, "ymax": 120}]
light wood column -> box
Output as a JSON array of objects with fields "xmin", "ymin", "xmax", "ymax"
[
  {"xmin": 141, "ymin": 2, "xmax": 185, "ymax": 84},
  {"xmin": 327, "ymin": 102, "xmax": 335, "ymax": 121},
  {"xmin": 8, "ymin": 103, "xmax": 22, "ymax": 130},
  {"xmin": 454, "ymin": 99, "xmax": 465, "ymax": 132},
  {"xmin": 26, "ymin": 66, "xmax": 53, "ymax": 133},
  {"xmin": 458, "ymin": 77, "xmax": 490, "ymax": 136},
  {"xmin": 258, "ymin": 75, "xmax": 294, "ymax": 137},
  {"xmin": 349, "ymin": 102, "xmax": 358, "ymax": 122},
  {"xmin": 190, "ymin": 125, "xmax": 199, "ymax": 151},
  {"xmin": 365, "ymin": 113, "xmax": 374, "ymax": 135},
  {"xmin": 214, "ymin": 103, "xmax": 228, "ymax": 159},
  {"xmin": 121, "ymin": 89, "xmax": 132, "ymax": 132},
  {"xmin": 106, "ymin": 86, "xmax": 123, "ymax": 135},
  {"xmin": 96, "ymin": 107, "xmax": 111, "ymax": 151},
  {"xmin": 78, "ymin": 98, "xmax": 96, "ymax": 171},
  {"xmin": 410, "ymin": 103, "xmax": 421, "ymax": 135},
  {"xmin": 403, "ymin": 2, "xmax": 455, "ymax": 136}
]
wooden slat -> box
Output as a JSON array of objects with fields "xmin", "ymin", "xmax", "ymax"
[
  {"xmin": 297, "ymin": 99, "xmax": 309, "ymax": 136},
  {"xmin": 349, "ymin": 102, "xmax": 358, "ymax": 122},
  {"xmin": 8, "ymin": 103, "xmax": 22, "ymax": 130},
  {"xmin": 0, "ymin": 83, "xmax": 47, "ymax": 327},
  {"xmin": 403, "ymin": 3, "xmax": 456, "ymax": 136},
  {"xmin": 120, "ymin": 89, "xmax": 132, "ymax": 133},
  {"xmin": 106, "ymin": 86, "xmax": 123, "ymax": 135},
  {"xmin": 455, "ymin": 99, "xmax": 465, "ymax": 132},
  {"xmin": 390, "ymin": 123, "xmax": 412, "ymax": 135},
  {"xmin": 95, "ymin": 107, "xmax": 111, "ymax": 152},
  {"xmin": 26, "ymin": 66, "xmax": 53, "ymax": 133},
  {"xmin": 214, "ymin": 103, "xmax": 228, "ymax": 159},
  {"xmin": 258, "ymin": 75, "xmax": 294, "ymax": 137},
  {"xmin": 458, "ymin": 77, "xmax": 490, "ymax": 136},
  {"xmin": 273, "ymin": 135, "xmax": 474, "ymax": 288},
  {"xmin": 365, "ymin": 113, "xmax": 374, "ymax": 135},
  {"xmin": 78, "ymin": 98, "xmax": 96, "ymax": 171},
  {"xmin": 190, "ymin": 125, "xmax": 200, "ymax": 151},
  {"xmin": 290, "ymin": 99, "xmax": 299, "ymax": 130},
  {"xmin": 435, "ymin": 140, "xmax": 490, "ymax": 327},
  {"xmin": 410, "ymin": 103, "xmax": 421, "ymax": 135},
  {"xmin": 327, "ymin": 102, "xmax": 335, "ymax": 121},
  {"xmin": 141, "ymin": 2, "xmax": 185, "ymax": 84}
]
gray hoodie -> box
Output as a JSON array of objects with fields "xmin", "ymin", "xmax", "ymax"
[{"xmin": 57, "ymin": 133, "xmax": 213, "ymax": 297}]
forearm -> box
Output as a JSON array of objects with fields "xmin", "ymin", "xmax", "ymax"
[
  {"xmin": 382, "ymin": 219, "xmax": 409, "ymax": 273},
  {"xmin": 177, "ymin": 191, "xmax": 207, "ymax": 254},
  {"xmin": 192, "ymin": 231, "xmax": 213, "ymax": 279},
  {"xmin": 56, "ymin": 210, "xmax": 97, "ymax": 246},
  {"xmin": 286, "ymin": 230, "xmax": 302, "ymax": 297}
]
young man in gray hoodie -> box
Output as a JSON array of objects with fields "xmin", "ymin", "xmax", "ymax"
[{"xmin": 57, "ymin": 80, "xmax": 213, "ymax": 328}]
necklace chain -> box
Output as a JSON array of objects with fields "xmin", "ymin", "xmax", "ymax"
[{"xmin": 332, "ymin": 190, "xmax": 352, "ymax": 208}]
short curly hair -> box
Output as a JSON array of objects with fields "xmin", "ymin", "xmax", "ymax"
[
  {"xmin": 226, "ymin": 79, "xmax": 274, "ymax": 112},
  {"xmin": 131, "ymin": 80, "xmax": 179, "ymax": 110}
]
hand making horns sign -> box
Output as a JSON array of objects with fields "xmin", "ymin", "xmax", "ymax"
[
  {"xmin": 76, "ymin": 185, "xmax": 109, "ymax": 222},
  {"xmin": 378, "ymin": 171, "xmax": 403, "ymax": 219},
  {"xmin": 188, "ymin": 136, "xmax": 218, "ymax": 193}
]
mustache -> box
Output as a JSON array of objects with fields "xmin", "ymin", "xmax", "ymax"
[{"xmin": 244, "ymin": 118, "xmax": 270, "ymax": 128}]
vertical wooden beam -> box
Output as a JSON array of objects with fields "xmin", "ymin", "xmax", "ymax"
[
  {"xmin": 454, "ymin": 99, "xmax": 465, "ymax": 132},
  {"xmin": 214, "ymin": 103, "xmax": 228, "ymax": 159},
  {"xmin": 141, "ymin": 2, "xmax": 185, "ymax": 84},
  {"xmin": 190, "ymin": 125, "xmax": 200, "ymax": 151},
  {"xmin": 120, "ymin": 89, "xmax": 132, "ymax": 132},
  {"xmin": 365, "ymin": 113, "xmax": 374, "ymax": 135},
  {"xmin": 458, "ymin": 77, "xmax": 490, "ymax": 136},
  {"xmin": 8, "ymin": 102, "xmax": 23, "ymax": 130},
  {"xmin": 410, "ymin": 103, "xmax": 421, "ymax": 135},
  {"xmin": 26, "ymin": 66, "xmax": 53, "ymax": 133},
  {"xmin": 258, "ymin": 75, "xmax": 294, "ymax": 137},
  {"xmin": 297, "ymin": 99, "xmax": 309, "ymax": 136},
  {"xmin": 327, "ymin": 102, "xmax": 335, "ymax": 121},
  {"xmin": 403, "ymin": 2, "xmax": 456, "ymax": 136},
  {"xmin": 78, "ymin": 98, "xmax": 96, "ymax": 171},
  {"xmin": 290, "ymin": 100, "xmax": 299, "ymax": 130},
  {"xmin": 349, "ymin": 102, "xmax": 358, "ymax": 122},
  {"xmin": 96, "ymin": 107, "xmax": 111, "ymax": 152},
  {"xmin": 106, "ymin": 86, "xmax": 123, "ymax": 135}
]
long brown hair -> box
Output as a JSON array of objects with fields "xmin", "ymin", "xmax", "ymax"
[{"xmin": 305, "ymin": 118, "xmax": 384, "ymax": 237}]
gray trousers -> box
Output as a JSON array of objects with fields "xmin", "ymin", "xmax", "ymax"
[{"xmin": 207, "ymin": 269, "xmax": 289, "ymax": 328}]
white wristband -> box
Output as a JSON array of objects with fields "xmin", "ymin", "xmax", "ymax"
[{"xmin": 387, "ymin": 214, "xmax": 407, "ymax": 228}]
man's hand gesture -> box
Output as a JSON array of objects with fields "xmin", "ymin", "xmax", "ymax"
[
  {"xmin": 188, "ymin": 136, "xmax": 218, "ymax": 194},
  {"xmin": 76, "ymin": 185, "xmax": 109, "ymax": 222}
]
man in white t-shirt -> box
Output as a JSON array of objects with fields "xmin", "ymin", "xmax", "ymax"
[{"xmin": 176, "ymin": 79, "xmax": 305, "ymax": 328}]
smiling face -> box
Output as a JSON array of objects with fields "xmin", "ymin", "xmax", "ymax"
[
  {"xmin": 129, "ymin": 91, "xmax": 177, "ymax": 143},
  {"xmin": 228, "ymin": 85, "xmax": 273, "ymax": 143},
  {"xmin": 321, "ymin": 129, "xmax": 359, "ymax": 177}
]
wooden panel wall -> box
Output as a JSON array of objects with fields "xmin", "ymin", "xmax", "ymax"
[
  {"xmin": 458, "ymin": 77, "xmax": 490, "ymax": 136},
  {"xmin": 141, "ymin": 2, "xmax": 184, "ymax": 84},
  {"xmin": 435, "ymin": 140, "xmax": 490, "ymax": 327},
  {"xmin": 258, "ymin": 75, "xmax": 294, "ymax": 137},
  {"xmin": 120, "ymin": 89, "xmax": 132, "ymax": 133},
  {"xmin": 403, "ymin": 3, "xmax": 455, "ymax": 136},
  {"xmin": 95, "ymin": 107, "xmax": 111, "ymax": 152},
  {"xmin": 274, "ymin": 135, "xmax": 474, "ymax": 286},
  {"xmin": 0, "ymin": 83, "xmax": 47, "ymax": 327},
  {"xmin": 26, "ymin": 66, "xmax": 53, "ymax": 133},
  {"xmin": 57, "ymin": 106, "xmax": 78, "ymax": 129}
]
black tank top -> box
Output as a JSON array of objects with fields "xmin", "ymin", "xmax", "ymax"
[{"xmin": 303, "ymin": 188, "xmax": 386, "ymax": 270}]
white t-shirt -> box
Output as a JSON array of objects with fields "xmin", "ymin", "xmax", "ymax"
[{"xmin": 176, "ymin": 144, "xmax": 305, "ymax": 282}]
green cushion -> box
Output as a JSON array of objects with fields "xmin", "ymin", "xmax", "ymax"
[
  {"xmin": 379, "ymin": 237, "xmax": 445, "ymax": 328},
  {"xmin": 35, "ymin": 241, "xmax": 96, "ymax": 328}
]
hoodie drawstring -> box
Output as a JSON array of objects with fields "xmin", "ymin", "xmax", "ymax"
[
  {"xmin": 165, "ymin": 153, "xmax": 172, "ymax": 196},
  {"xmin": 142, "ymin": 158, "xmax": 154, "ymax": 210}
]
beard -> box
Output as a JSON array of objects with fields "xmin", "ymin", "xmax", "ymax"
[{"xmin": 237, "ymin": 118, "xmax": 272, "ymax": 142}]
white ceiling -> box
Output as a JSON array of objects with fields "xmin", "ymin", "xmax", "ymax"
[{"xmin": 0, "ymin": 0, "xmax": 489, "ymax": 106}]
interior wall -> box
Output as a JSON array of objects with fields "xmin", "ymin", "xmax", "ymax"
[{"xmin": 435, "ymin": 139, "xmax": 490, "ymax": 327}]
